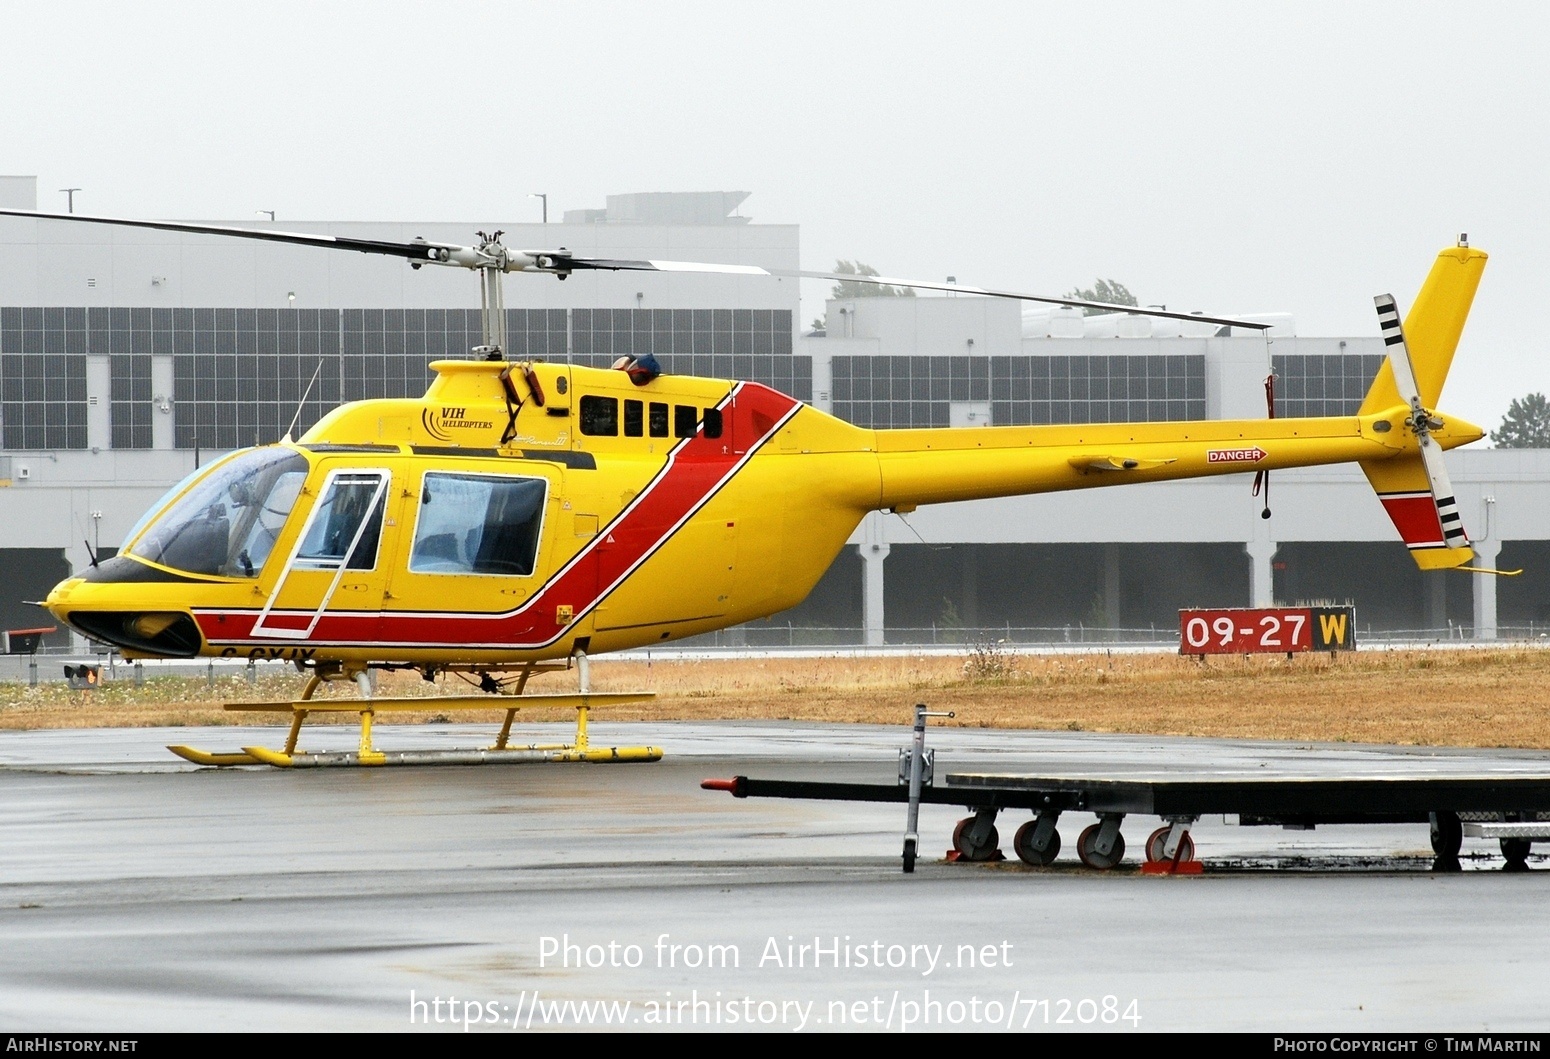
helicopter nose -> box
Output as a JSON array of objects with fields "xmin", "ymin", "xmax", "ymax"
[{"xmin": 57, "ymin": 609, "xmax": 204, "ymax": 659}]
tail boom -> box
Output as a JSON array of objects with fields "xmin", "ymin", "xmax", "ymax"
[{"xmin": 871, "ymin": 411, "xmax": 1439, "ymax": 510}]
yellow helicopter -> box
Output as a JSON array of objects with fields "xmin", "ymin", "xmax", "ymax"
[{"xmin": 0, "ymin": 209, "xmax": 1493, "ymax": 768}]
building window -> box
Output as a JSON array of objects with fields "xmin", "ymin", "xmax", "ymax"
[
  {"xmin": 1272, "ymin": 354, "xmax": 1385, "ymax": 418},
  {"xmin": 0, "ymin": 307, "xmax": 89, "ymax": 449}
]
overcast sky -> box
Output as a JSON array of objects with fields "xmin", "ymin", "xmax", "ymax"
[{"xmin": 3, "ymin": 1, "xmax": 1547, "ymax": 428}]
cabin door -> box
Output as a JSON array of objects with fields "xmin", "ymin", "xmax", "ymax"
[
  {"xmin": 378, "ymin": 464, "xmax": 560, "ymax": 642},
  {"xmin": 250, "ymin": 465, "xmax": 392, "ymax": 641}
]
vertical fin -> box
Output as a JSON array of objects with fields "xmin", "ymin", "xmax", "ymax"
[{"xmin": 1359, "ymin": 246, "xmax": 1487, "ymax": 414}]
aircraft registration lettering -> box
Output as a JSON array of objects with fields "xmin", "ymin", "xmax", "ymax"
[{"xmin": 220, "ymin": 646, "xmax": 319, "ymax": 661}]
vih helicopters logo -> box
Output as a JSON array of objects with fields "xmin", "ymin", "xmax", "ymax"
[{"xmin": 422, "ymin": 405, "xmax": 496, "ymax": 441}]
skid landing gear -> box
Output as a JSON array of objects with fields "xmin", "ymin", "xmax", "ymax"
[{"xmin": 167, "ymin": 653, "xmax": 661, "ymax": 768}]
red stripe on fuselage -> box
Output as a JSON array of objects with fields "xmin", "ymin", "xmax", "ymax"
[
  {"xmin": 196, "ymin": 383, "xmax": 802, "ymax": 650},
  {"xmin": 1378, "ymin": 492, "xmax": 1446, "ymax": 549}
]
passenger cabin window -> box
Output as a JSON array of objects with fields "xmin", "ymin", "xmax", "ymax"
[
  {"xmin": 649, "ymin": 402, "xmax": 669, "ymax": 437},
  {"xmin": 674, "ymin": 404, "xmax": 698, "ymax": 438},
  {"xmin": 579, "ymin": 395, "xmax": 619, "ymax": 436},
  {"xmin": 410, "ymin": 473, "xmax": 546, "ymax": 576},
  {"xmin": 624, "ymin": 399, "xmax": 644, "ymax": 437},
  {"xmin": 703, "ymin": 407, "xmax": 723, "ymax": 439},
  {"xmin": 295, "ymin": 472, "xmax": 387, "ymax": 572}
]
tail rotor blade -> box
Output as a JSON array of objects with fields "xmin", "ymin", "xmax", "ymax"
[
  {"xmin": 1415, "ymin": 431, "xmax": 1469, "ymax": 549},
  {"xmin": 1374, "ymin": 294, "xmax": 1423, "ymax": 407}
]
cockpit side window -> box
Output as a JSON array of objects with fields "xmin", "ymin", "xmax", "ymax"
[
  {"xmin": 232, "ymin": 470, "xmax": 306, "ymax": 576},
  {"xmin": 410, "ymin": 472, "xmax": 547, "ymax": 576}
]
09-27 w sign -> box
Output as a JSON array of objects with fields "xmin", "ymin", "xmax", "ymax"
[{"xmin": 1179, "ymin": 606, "xmax": 1356, "ymax": 656}]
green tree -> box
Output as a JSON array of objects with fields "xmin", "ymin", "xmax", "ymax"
[
  {"xmin": 1492, "ymin": 392, "xmax": 1550, "ymax": 448},
  {"xmin": 830, "ymin": 260, "xmax": 916, "ymax": 299},
  {"xmin": 1066, "ymin": 278, "xmax": 1137, "ymax": 317}
]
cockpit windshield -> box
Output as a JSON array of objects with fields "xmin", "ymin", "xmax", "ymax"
[{"xmin": 128, "ymin": 448, "xmax": 311, "ymax": 577}]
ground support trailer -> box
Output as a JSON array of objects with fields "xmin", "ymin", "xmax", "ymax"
[{"xmin": 703, "ymin": 768, "xmax": 1550, "ymax": 874}]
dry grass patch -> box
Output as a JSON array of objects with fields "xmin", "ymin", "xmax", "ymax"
[{"xmin": 3, "ymin": 646, "xmax": 1549, "ymax": 748}]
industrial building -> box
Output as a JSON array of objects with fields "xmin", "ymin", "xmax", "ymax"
[{"xmin": 2, "ymin": 176, "xmax": 1545, "ymax": 654}]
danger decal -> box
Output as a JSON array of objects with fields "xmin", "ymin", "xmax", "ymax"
[{"xmin": 1206, "ymin": 447, "xmax": 1267, "ymax": 464}]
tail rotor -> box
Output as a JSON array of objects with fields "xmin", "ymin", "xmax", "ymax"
[{"xmin": 1372, "ymin": 294, "xmax": 1470, "ymax": 556}]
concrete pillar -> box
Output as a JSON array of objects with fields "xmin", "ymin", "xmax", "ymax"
[
  {"xmin": 1245, "ymin": 533, "xmax": 1277, "ymax": 608},
  {"xmin": 1427, "ymin": 574, "xmax": 1448, "ymax": 633},
  {"xmin": 1103, "ymin": 543, "xmax": 1122, "ymax": 632},
  {"xmin": 860, "ymin": 511, "xmax": 890, "ymax": 646},
  {"xmin": 1473, "ymin": 537, "xmax": 1502, "ymax": 641},
  {"xmin": 961, "ymin": 546, "xmax": 979, "ymax": 630}
]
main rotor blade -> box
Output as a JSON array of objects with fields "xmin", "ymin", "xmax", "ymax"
[
  {"xmin": 553, "ymin": 257, "xmax": 1272, "ymax": 331},
  {"xmin": 782, "ymin": 269, "xmax": 1271, "ymax": 330},
  {"xmin": 0, "ymin": 208, "xmax": 1271, "ymax": 330},
  {"xmin": 0, "ymin": 208, "xmax": 468, "ymax": 265},
  {"xmin": 546, "ymin": 256, "xmax": 772, "ymax": 276}
]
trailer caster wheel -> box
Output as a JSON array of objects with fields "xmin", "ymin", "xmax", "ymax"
[
  {"xmin": 1013, "ymin": 820, "xmax": 1061, "ymax": 866},
  {"xmin": 952, "ymin": 817, "xmax": 999, "ymax": 862},
  {"xmin": 1144, "ymin": 826, "xmax": 1195, "ymax": 865},
  {"xmin": 1076, "ymin": 823, "xmax": 1126, "ymax": 870},
  {"xmin": 1501, "ymin": 837, "xmax": 1532, "ymax": 872},
  {"xmin": 1430, "ymin": 812, "xmax": 1463, "ymax": 859}
]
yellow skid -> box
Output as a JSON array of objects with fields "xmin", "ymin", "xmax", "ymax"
[
  {"xmin": 236, "ymin": 744, "xmax": 662, "ymax": 768},
  {"xmin": 167, "ymin": 745, "xmax": 261, "ymax": 767}
]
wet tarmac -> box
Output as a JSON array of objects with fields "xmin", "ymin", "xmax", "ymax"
[{"xmin": 1, "ymin": 720, "xmax": 1547, "ymax": 1032}]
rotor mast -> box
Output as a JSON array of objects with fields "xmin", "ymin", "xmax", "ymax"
[{"xmin": 474, "ymin": 231, "xmax": 509, "ymax": 358}]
